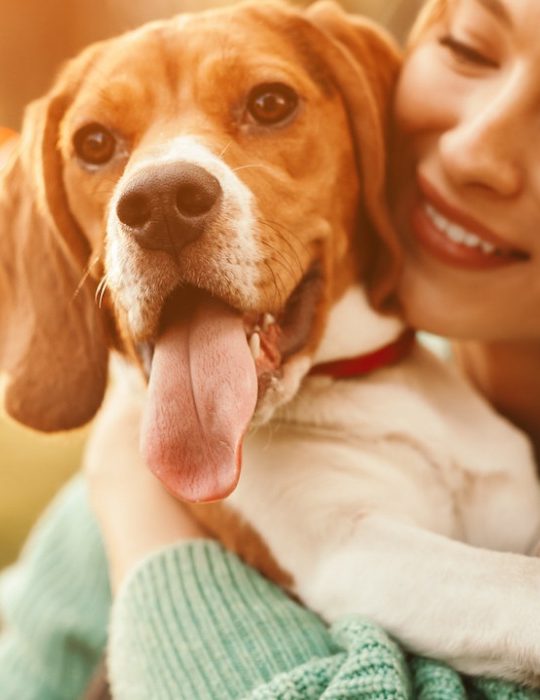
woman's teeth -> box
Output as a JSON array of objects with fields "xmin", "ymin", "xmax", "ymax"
[{"xmin": 425, "ymin": 203, "xmax": 498, "ymax": 255}]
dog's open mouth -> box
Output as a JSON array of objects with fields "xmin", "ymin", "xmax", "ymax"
[{"xmin": 138, "ymin": 266, "xmax": 323, "ymax": 503}]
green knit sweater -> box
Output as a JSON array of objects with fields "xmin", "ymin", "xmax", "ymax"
[{"xmin": 0, "ymin": 478, "xmax": 538, "ymax": 700}]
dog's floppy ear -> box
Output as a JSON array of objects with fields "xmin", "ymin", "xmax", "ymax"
[
  {"xmin": 0, "ymin": 46, "xmax": 109, "ymax": 432},
  {"xmin": 305, "ymin": 1, "xmax": 402, "ymax": 309}
]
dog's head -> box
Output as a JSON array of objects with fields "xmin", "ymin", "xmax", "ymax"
[{"xmin": 0, "ymin": 0, "xmax": 400, "ymax": 501}]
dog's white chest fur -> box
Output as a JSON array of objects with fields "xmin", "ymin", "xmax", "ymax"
[{"xmin": 233, "ymin": 340, "xmax": 540, "ymax": 556}]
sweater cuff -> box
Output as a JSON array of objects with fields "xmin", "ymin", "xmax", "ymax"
[{"xmin": 108, "ymin": 540, "xmax": 334, "ymax": 700}]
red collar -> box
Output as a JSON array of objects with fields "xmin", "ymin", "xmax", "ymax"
[{"xmin": 309, "ymin": 329, "xmax": 416, "ymax": 380}]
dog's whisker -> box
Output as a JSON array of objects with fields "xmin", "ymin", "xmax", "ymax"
[
  {"xmin": 95, "ymin": 275, "xmax": 109, "ymax": 309},
  {"xmin": 262, "ymin": 258, "xmax": 285, "ymax": 309},
  {"xmin": 259, "ymin": 238, "xmax": 300, "ymax": 281},
  {"xmin": 218, "ymin": 140, "xmax": 233, "ymax": 159},
  {"xmin": 232, "ymin": 163, "xmax": 266, "ymax": 173},
  {"xmin": 98, "ymin": 282, "xmax": 108, "ymax": 309},
  {"xmin": 260, "ymin": 226, "xmax": 304, "ymax": 271},
  {"xmin": 260, "ymin": 217, "xmax": 311, "ymax": 257},
  {"xmin": 256, "ymin": 217, "xmax": 300, "ymax": 248},
  {"xmin": 259, "ymin": 241, "xmax": 299, "ymax": 288},
  {"xmin": 73, "ymin": 256, "xmax": 101, "ymax": 302},
  {"xmin": 257, "ymin": 218, "xmax": 305, "ymax": 282}
]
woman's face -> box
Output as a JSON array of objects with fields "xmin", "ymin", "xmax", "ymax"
[{"xmin": 391, "ymin": 0, "xmax": 540, "ymax": 341}]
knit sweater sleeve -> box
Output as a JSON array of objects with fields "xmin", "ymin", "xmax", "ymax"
[
  {"xmin": 0, "ymin": 476, "xmax": 111, "ymax": 700},
  {"xmin": 108, "ymin": 541, "xmax": 411, "ymax": 700},
  {"xmin": 110, "ymin": 542, "xmax": 540, "ymax": 700},
  {"xmin": 1, "ymin": 477, "xmax": 537, "ymax": 700}
]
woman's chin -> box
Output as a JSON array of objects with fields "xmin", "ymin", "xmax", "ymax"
[{"xmin": 397, "ymin": 267, "xmax": 477, "ymax": 340}]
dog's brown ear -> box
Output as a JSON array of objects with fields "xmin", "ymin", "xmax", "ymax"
[
  {"xmin": 305, "ymin": 1, "xmax": 402, "ymax": 309},
  {"xmin": 0, "ymin": 46, "xmax": 109, "ymax": 432}
]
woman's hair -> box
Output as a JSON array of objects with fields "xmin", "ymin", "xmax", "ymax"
[{"xmin": 407, "ymin": 0, "xmax": 450, "ymax": 47}]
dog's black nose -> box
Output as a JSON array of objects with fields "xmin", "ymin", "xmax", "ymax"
[{"xmin": 116, "ymin": 162, "xmax": 222, "ymax": 251}]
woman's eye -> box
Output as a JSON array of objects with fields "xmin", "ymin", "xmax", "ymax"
[
  {"xmin": 247, "ymin": 83, "xmax": 299, "ymax": 126},
  {"xmin": 73, "ymin": 123, "xmax": 116, "ymax": 165},
  {"xmin": 439, "ymin": 35, "xmax": 498, "ymax": 69}
]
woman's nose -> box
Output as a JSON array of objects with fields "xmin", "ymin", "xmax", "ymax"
[{"xmin": 440, "ymin": 96, "xmax": 525, "ymax": 197}]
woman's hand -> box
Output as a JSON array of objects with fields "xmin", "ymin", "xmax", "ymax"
[{"xmin": 83, "ymin": 373, "xmax": 206, "ymax": 592}]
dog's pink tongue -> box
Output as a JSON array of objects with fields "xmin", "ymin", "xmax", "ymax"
[{"xmin": 141, "ymin": 296, "xmax": 257, "ymax": 503}]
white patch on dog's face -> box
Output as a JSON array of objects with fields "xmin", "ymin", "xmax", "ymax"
[{"xmin": 105, "ymin": 136, "xmax": 262, "ymax": 340}]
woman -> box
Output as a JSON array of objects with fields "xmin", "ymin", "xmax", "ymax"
[
  {"xmin": 2, "ymin": 0, "xmax": 540, "ymax": 698},
  {"xmin": 391, "ymin": 0, "xmax": 540, "ymax": 461}
]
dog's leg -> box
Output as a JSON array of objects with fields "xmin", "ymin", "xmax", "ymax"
[
  {"xmin": 236, "ymin": 428, "xmax": 540, "ymax": 685},
  {"xmin": 298, "ymin": 514, "xmax": 540, "ymax": 686}
]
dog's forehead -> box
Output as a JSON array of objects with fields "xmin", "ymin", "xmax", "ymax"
[
  {"xmin": 70, "ymin": 7, "xmax": 330, "ymax": 118},
  {"xmin": 104, "ymin": 11, "xmax": 309, "ymax": 81}
]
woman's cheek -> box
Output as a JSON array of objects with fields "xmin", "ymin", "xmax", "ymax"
[{"xmin": 394, "ymin": 45, "xmax": 459, "ymax": 136}]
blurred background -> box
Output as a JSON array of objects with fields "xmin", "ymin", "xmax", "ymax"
[{"xmin": 0, "ymin": 0, "xmax": 423, "ymax": 568}]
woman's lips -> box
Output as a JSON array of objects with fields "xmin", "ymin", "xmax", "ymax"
[{"xmin": 410, "ymin": 179, "xmax": 529, "ymax": 270}]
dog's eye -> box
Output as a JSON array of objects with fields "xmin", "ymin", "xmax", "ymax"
[
  {"xmin": 247, "ymin": 83, "xmax": 298, "ymax": 125},
  {"xmin": 73, "ymin": 123, "xmax": 116, "ymax": 165}
]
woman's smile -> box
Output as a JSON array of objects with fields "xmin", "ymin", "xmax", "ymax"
[{"xmin": 411, "ymin": 175, "xmax": 529, "ymax": 270}]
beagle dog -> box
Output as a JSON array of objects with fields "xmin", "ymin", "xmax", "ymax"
[{"xmin": 1, "ymin": 0, "xmax": 540, "ymax": 687}]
